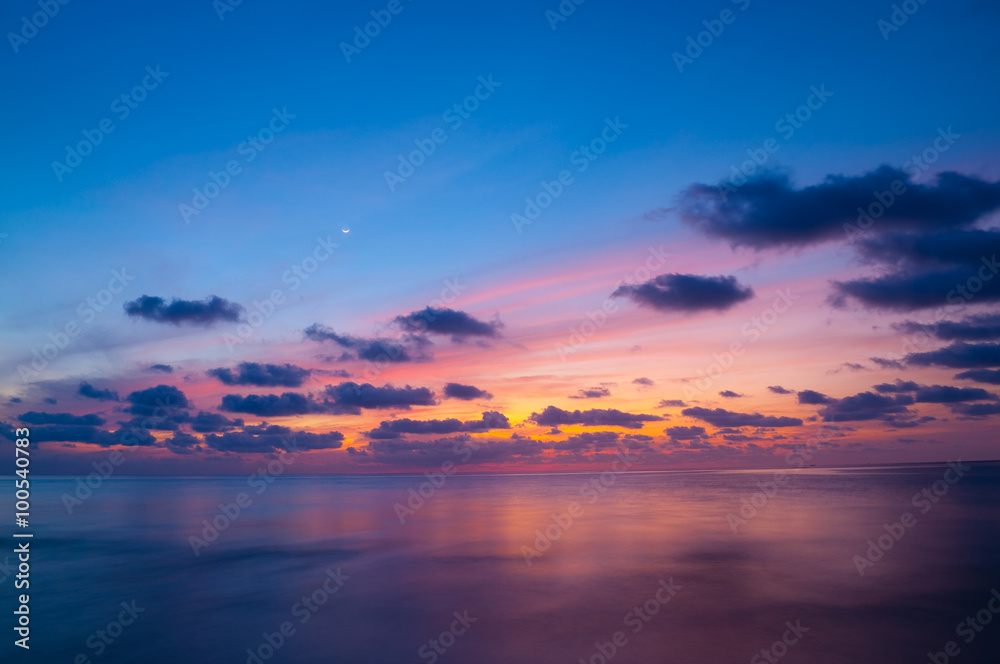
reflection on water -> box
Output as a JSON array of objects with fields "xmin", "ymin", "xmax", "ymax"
[{"xmin": 10, "ymin": 463, "xmax": 1000, "ymax": 663}]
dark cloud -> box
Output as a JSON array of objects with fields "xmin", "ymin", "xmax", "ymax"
[
  {"xmin": 832, "ymin": 229, "xmax": 1000, "ymax": 311},
  {"xmin": 78, "ymin": 382, "xmax": 119, "ymax": 401},
  {"xmin": 25, "ymin": 425, "xmax": 120, "ymax": 446},
  {"xmin": 529, "ymin": 406, "xmax": 664, "ymax": 429},
  {"xmin": 870, "ymin": 357, "xmax": 906, "ymax": 370},
  {"xmin": 43, "ymin": 398, "xmax": 57, "ymax": 404},
  {"xmin": 18, "ymin": 412, "xmax": 105, "ymax": 426},
  {"xmin": 189, "ymin": 411, "xmax": 244, "ymax": 433},
  {"xmin": 569, "ymin": 386, "xmax": 612, "ymax": 399},
  {"xmin": 550, "ymin": 431, "xmax": 621, "ymax": 452},
  {"xmin": 657, "ymin": 399, "xmax": 686, "ymax": 408},
  {"xmin": 612, "ymin": 273, "xmax": 753, "ymax": 313},
  {"xmin": 220, "ymin": 392, "xmax": 322, "ymax": 417},
  {"xmin": 303, "ymin": 324, "xmax": 417, "ymax": 363},
  {"xmin": 124, "ymin": 295, "xmax": 243, "ymax": 326},
  {"xmin": 955, "ymin": 369, "xmax": 1000, "ymax": 384},
  {"xmin": 912, "ymin": 385, "xmax": 996, "ymax": 403},
  {"xmin": 906, "ymin": 342, "xmax": 1000, "ymax": 368},
  {"xmin": 797, "ymin": 390, "xmax": 833, "ymax": 405},
  {"xmin": 678, "ymin": 167, "xmax": 1000, "ymax": 249},
  {"xmin": 895, "ymin": 312, "xmax": 1000, "ymax": 341},
  {"xmin": 394, "ymin": 308, "xmax": 502, "ymax": 340},
  {"xmin": 203, "ymin": 425, "xmax": 344, "ymax": 453},
  {"xmin": 355, "ymin": 435, "xmax": 544, "ymax": 467},
  {"xmin": 681, "ymin": 407, "xmax": 803, "ymax": 428},
  {"xmin": 767, "ymin": 386, "xmax": 792, "ymax": 394},
  {"xmin": 874, "ymin": 380, "xmax": 920, "ymax": 393},
  {"xmin": 633, "ymin": 377, "xmax": 655, "ymax": 386},
  {"xmin": 948, "ymin": 403, "xmax": 1000, "ymax": 417},
  {"xmin": 665, "ymin": 425, "xmax": 706, "ymax": 440},
  {"xmin": 817, "ymin": 391, "xmax": 915, "ymax": 422},
  {"xmin": 208, "ymin": 362, "xmax": 311, "ymax": 387},
  {"xmin": 443, "ymin": 382, "xmax": 493, "ymax": 400},
  {"xmin": 366, "ymin": 411, "xmax": 510, "ymax": 440},
  {"xmin": 8, "ymin": 397, "xmax": 22, "ymax": 404},
  {"xmin": 719, "ymin": 390, "xmax": 743, "ymax": 398},
  {"xmin": 323, "ymin": 382, "xmax": 436, "ymax": 415},
  {"xmin": 125, "ymin": 385, "xmax": 190, "ymax": 418},
  {"xmin": 149, "ymin": 364, "xmax": 174, "ymax": 373}
]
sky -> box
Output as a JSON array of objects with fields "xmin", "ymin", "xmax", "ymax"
[{"xmin": 2, "ymin": 0, "xmax": 1000, "ymax": 474}]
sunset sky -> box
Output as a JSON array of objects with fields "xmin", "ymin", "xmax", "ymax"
[{"xmin": 3, "ymin": 0, "xmax": 1000, "ymax": 474}]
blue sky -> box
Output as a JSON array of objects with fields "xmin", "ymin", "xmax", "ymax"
[{"xmin": 3, "ymin": 0, "xmax": 1000, "ymax": 472}]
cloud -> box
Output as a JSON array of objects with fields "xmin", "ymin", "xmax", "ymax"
[
  {"xmin": 832, "ymin": 229, "xmax": 1000, "ymax": 310},
  {"xmin": 529, "ymin": 406, "xmax": 664, "ymax": 429},
  {"xmin": 189, "ymin": 411, "xmax": 245, "ymax": 433},
  {"xmin": 220, "ymin": 392, "xmax": 322, "ymax": 417},
  {"xmin": 767, "ymin": 385, "xmax": 792, "ymax": 394},
  {"xmin": 719, "ymin": 390, "xmax": 743, "ymax": 398},
  {"xmin": 681, "ymin": 407, "xmax": 803, "ymax": 427},
  {"xmin": 948, "ymin": 403, "xmax": 1000, "ymax": 417},
  {"xmin": 797, "ymin": 390, "xmax": 832, "ymax": 405},
  {"xmin": 817, "ymin": 391, "xmax": 915, "ymax": 422},
  {"xmin": 895, "ymin": 312, "xmax": 1000, "ymax": 341},
  {"xmin": 906, "ymin": 342, "xmax": 1000, "ymax": 368},
  {"xmin": 873, "ymin": 380, "xmax": 921, "ymax": 393},
  {"xmin": 303, "ymin": 324, "xmax": 418, "ymax": 363},
  {"xmin": 443, "ymin": 382, "xmax": 493, "ymax": 400},
  {"xmin": 7, "ymin": 397, "xmax": 22, "ymax": 404},
  {"xmin": 366, "ymin": 411, "xmax": 510, "ymax": 439},
  {"xmin": 665, "ymin": 425, "xmax": 706, "ymax": 440},
  {"xmin": 208, "ymin": 362, "xmax": 312, "ymax": 387},
  {"xmin": 657, "ymin": 399, "xmax": 686, "ymax": 408},
  {"xmin": 125, "ymin": 385, "xmax": 190, "ymax": 418},
  {"xmin": 569, "ymin": 386, "xmax": 612, "ymax": 399},
  {"xmin": 149, "ymin": 364, "xmax": 174, "ymax": 373},
  {"xmin": 323, "ymin": 382, "xmax": 436, "ymax": 415},
  {"xmin": 202, "ymin": 425, "xmax": 344, "ymax": 453},
  {"xmin": 354, "ymin": 435, "xmax": 545, "ymax": 467},
  {"xmin": 633, "ymin": 377, "xmax": 655, "ymax": 387},
  {"xmin": 394, "ymin": 307, "xmax": 502, "ymax": 340},
  {"xmin": 550, "ymin": 431, "xmax": 621, "ymax": 452},
  {"xmin": 18, "ymin": 412, "xmax": 105, "ymax": 426},
  {"xmin": 912, "ymin": 385, "xmax": 997, "ymax": 403},
  {"xmin": 78, "ymin": 382, "xmax": 119, "ymax": 401},
  {"xmin": 954, "ymin": 369, "xmax": 1000, "ymax": 384},
  {"xmin": 21, "ymin": 424, "xmax": 120, "ymax": 446},
  {"xmin": 871, "ymin": 357, "xmax": 906, "ymax": 370},
  {"xmin": 612, "ymin": 273, "xmax": 753, "ymax": 313},
  {"xmin": 677, "ymin": 167, "xmax": 1000, "ymax": 249},
  {"xmin": 124, "ymin": 295, "xmax": 243, "ymax": 326}
]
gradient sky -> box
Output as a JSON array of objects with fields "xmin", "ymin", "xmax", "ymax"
[{"xmin": 3, "ymin": 0, "xmax": 1000, "ymax": 474}]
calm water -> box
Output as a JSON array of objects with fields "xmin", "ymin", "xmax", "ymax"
[{"xmin": 6, "ymin": 463, "xmax": 1000, "ymax": 663}]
